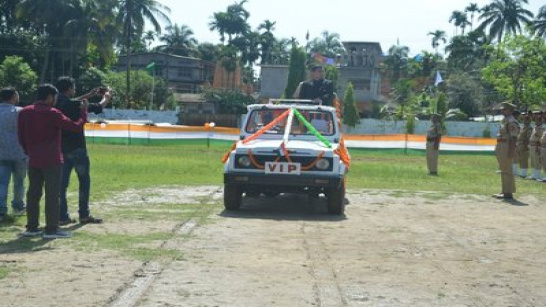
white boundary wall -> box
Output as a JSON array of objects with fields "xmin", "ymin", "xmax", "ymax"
[{"xmin": 89, "ymin": 110, "xmax": 500, "ymax": 138}]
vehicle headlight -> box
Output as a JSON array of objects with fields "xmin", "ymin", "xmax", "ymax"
[
  {"xmin": 315, "ymin": 158, "xmax": 330, "ymax": 170},
  {"xmin": 237, "ymin": 156, "xmax": 251, "ymax": 167}
]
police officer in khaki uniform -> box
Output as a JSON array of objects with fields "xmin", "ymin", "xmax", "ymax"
[
  {"xmin": 516, "ymin": 112, "xmax": 533, "ymax": 177},
  {"xmin": 527, "ymin": 111, "xmax": 543, "ymax": 180},
  {"xmin": 426, "ymin": 114, "xmax": 442, "ymax": 175},
  {"xmin": 493, "ymin": 102, "xmax": 520, "ymax": 200}
]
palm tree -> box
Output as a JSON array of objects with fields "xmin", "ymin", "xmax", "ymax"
[
  {"xmin": 533, "ymin": 5, "xmax": 546, "ymax": 38},
  {"xmin": 16, "ymin": 0, "xmax": 79, "ymax": 80},
  {"xmin": 307, "ymin": 30, "xmax": 343, "ymax": 58},
  {"xmin": 258, "ymin": 19, "xmax": 276, "ymax": 64},
  {"xmin": 143, "ymin": 30, "xmax": 156, "ymax": 49},
  {"xmin": 158, "ymin": 24, "xmax": 198, "ymax": 57},
  {"xmin": 427, "ymin": 30, "xmax": 447, "ymax": 54},
  {"xmin": 117, "ymin": 0, "xmax": 171, "ymax": 107},
  {"xmin": 384, "ymin": 44, "xmax": 410, "ymax": 82},
  {"xmin": 209, "ymin": 11, "xmax": 229, "ymax": 44},
  {"xmin": 465, "ymin": 3, "xmax": 481, "ymax": 31},
  {"xmin": 477, "ymin": 0, "xmax": 534, "ymax": 43},
  {"xmin": 449, "ymin": 11, "xmax": 469, "ymax": 35}
]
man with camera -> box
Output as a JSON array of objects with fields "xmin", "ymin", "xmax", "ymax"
[{"xmin": 55, "ymin": 77, "xmax": 111, "ymax": 225}]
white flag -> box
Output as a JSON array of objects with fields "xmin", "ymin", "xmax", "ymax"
[{"xmin": 434, "ymin": 71, "xmax": 443, "ymax": 86}]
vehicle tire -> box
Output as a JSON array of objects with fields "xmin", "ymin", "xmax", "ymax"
[
  {"xmin": 326, "ymin": 179, "xmax": 345, "ymax": 215},
  {"xmin": 263, "ymin": 192, "xmax": 280, "ymax": 198},
  {"xmin": 224, "ymin": 184, "xmax": 242, "ymax": 210}
]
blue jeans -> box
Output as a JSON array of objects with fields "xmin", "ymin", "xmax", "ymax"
[
  {"xmin": 60, "ymin": 148, "xmax": 91, "ymax": 220},
  {"xmin": 0, "ymin": 158, "xmax": 27, "ymax": 215}
]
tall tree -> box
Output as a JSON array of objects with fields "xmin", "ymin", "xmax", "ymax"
[
  {"xmin": 428, "ymin": 30, "xmax": 447, "ymax": 54},
  {"xmin": 307, "ymin": 31, "xmax": 343, "ymax": 58},
  {"xmin": 158, "ymin": 24, "xmax": 198, "ymax": 57},
  {"xmin": 533, "ymin": 5, "xmax": 546, "ymax": 38},
  {"xmin": 284, "ymin": 45, "xmax": 306, "ymax": 98},
  {"xmin": 258, "ymin": 19, "xmax": 276, "ymax": 64},
  {"xmin": 342, "ymin": 82, "xmax": 360, "ymax": 130},
  {"xmin": 477, "ymin": 0, "xmax": 534, "ymax": 43},
  {"xmin": 450, "ymin": 10, "xmax": 468, "ymax": 35},
  {"xmin": 117, "ymin": 0, "xmax": 171, "ymax": 107},
  {"xmin": 383, "ymin": 44, "xmax": 410, "ymax": 83},
  {"xmin": 465, "ymin": 3, "xmax": 481, "ymax": 31}
]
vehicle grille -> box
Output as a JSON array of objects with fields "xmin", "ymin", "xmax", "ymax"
[{"xmin": 235, "ymin": 154, "xmax": 333, "ymax": 172}]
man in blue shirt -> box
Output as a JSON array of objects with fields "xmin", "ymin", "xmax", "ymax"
[{"xmin": 0, "ymin": 88, "xmax": 27, "ymax": 221}]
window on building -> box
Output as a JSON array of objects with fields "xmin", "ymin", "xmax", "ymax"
[{"xmin": 178, "ymin": 68, "xmax": 192, "ymax": 78}]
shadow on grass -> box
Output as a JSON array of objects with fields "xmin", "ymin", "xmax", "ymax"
[
  {"xmin": 0, "ymin": 223, "xmax": 86, "ymax": 254},
  {"xmin": 504, "ymin": 199, "xmax": 529, "ymax": 207},
  {"xmin": 219, "ymin": 194, "xmax": 347, "ymax": 222}
]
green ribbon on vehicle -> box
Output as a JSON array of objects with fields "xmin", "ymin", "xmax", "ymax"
[{"xmin": 292, "ymin": 108, "xmax": 332, "ymax": 148}]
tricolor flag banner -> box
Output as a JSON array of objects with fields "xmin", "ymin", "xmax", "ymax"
[
  {"xmin": 434, "ymin": 70, "xmax": 443, "ymax": 87},
  {"xmin": 277, "ymin": 141, "xmax": 290, "ymax": 159}
]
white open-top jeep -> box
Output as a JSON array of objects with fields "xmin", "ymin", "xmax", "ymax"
[{"xmin": 222, "ymin": 100, "xmax": 350, "ymax": 215}]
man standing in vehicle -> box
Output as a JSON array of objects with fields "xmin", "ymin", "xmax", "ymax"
[{"xmin": 298, "ymin": 65, "xmax": 334, "ymax": 106}]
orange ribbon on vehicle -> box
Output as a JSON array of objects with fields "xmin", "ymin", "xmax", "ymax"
[
  {"xmin": 221, "ymin": 141, "xmax": 238, "ymax": 164},
  {"xmin": 242, "ymin": 109, "xmax": 290, "ymax": 144}
]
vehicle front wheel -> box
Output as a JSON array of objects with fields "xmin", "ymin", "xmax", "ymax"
[
  {"xmin": 224, "ymin": 184, "xmax": 242, "ymax": 210},
  {"xmin": 326, "ymin": 180, "xmax": 345, "ymax": 215}
]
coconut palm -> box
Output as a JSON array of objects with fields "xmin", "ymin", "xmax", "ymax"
[
  {"xmin": 209, "ymin": 12, "xmax": 229, "ymax": 44},
  {"xmin": 427, "ymin": 30, "xmax": 447, "ymax": 54},
  {"xmin": 158, "ymin": 24, "xmax": 198, "ymax": 57},
  {"xmin": 533, "ymin": 5, "xmax": 546, "ymax": 38},
  {"xmin": 450, "ymin": 10, "xmax": 470, "ymax": 35},
  {"xmin": 383, "ymin": 44, "xmax": 410, "ymax": 82},
  {"xmin": 117, "ymin": 0, "xmax": 171, "ymax": 107},
  {"xmin": 307, "ymin": 30, "xmax": 343, "ymax": 58},
  {"xmin": 477, "ymin": 0, "xmax": 533, "ymax": 43},
  {"xmin": 465, "ymin": 3, "xmax": 481, "ymax": 31},
  {"xmin": 258, "ymin": 19, "xmax": 276, "ymax": 64}
]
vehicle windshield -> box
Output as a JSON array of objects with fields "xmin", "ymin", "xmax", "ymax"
[{"xmin": 245, "ymin": 108, "xmax": 336, "ymax": 136}]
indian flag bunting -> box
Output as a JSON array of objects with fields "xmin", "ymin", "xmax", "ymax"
[{"xmin": 292, "ymin": 108, "xmax": 332, "ymax": 148}]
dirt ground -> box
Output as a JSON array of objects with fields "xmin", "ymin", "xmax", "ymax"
[{"xmin": 1, "ymin": 186, "xmax": 545, "ymax": 307}]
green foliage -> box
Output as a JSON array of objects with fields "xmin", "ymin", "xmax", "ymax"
[
  {"xmin": 482, "ymin": 34, "xmax": 546, "ymax": 109},
  {"xmin": 436, "ymin": 92, "xmax": 448, "ymax": 117},
  {"xmin": 342, "ymin": 82, "xmax": 360, "ymax": 128},
  {"xmin": 202, "ymin": 88, "xmax": 255, "ymax": 114},
  {"xmin": 482, "ymin": 125, "xmax": 492, "ymax": 138},
  {"xmin": 446, "ymin": 71, "xmax": 484, "ymax": 116},
  {"xmin": 105, "ymin": 70, "xmax": 172, "ymax": 110},
  {"xmin": 405, "ymin": 113, "xmax": 416, "ymax": 134},
  {"xmin": 324, "ymin": 65, "xmax": 339, "ymax": 90},
  {"xmin": 284, "ymin": 45, "xmax": 306, "ymax": 98},
  {"xmin": 0, "ymin": 56, "xmax": 37, "ymax": 104}
]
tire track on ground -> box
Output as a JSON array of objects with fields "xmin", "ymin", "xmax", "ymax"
[
  {"xmin": 301, "ymin": 222, "xmax": 348, "ymax": 307},
  {"xmin": 107, "ymin": 187, "xmax": 221, "ymax": 307}
]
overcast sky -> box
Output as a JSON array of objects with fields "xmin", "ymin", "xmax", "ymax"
[{"xmin": 157, "ymin": 0, "xmax": 543, "ymax": 55}]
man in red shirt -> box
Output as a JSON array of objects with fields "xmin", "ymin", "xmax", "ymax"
[{"xmin": 18, "ymin": 84, "xmax": 88, "ymax": 239}]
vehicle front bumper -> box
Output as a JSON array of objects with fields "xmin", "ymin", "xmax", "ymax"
[{"xmin": 224, "ymin": 172, "xmax": 342, "ymax": 189}]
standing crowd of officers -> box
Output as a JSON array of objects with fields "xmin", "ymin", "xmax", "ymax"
[{"xmin": 494, "ymin": 102, "xmax": 545, "ymax": 200}]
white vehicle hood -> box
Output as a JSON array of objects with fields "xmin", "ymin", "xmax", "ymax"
[{"xmin": 236, "ymin": 139, "xmax": 337, "ymax": 153}]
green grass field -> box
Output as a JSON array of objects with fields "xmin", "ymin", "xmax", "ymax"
[
  {"xmin": 0, "ymin": 142, "xmax": 543, "ymax": 266},
  {"xmin": 88, "ymin": 142, "xmax": 544, "ymax": 197}
]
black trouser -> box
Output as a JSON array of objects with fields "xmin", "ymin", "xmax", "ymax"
[{"xmin": 26, "ymin": 165, "xmax": 62, "ymax": 233}]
